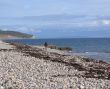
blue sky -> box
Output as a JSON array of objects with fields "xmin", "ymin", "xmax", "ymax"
[
  {"xmin": 0, "ymin": 0, "xmax": 110, "ymax": 38},
  {"xmin": 0, "ymin": 0, "xmax": 110, "ymax": 17}
]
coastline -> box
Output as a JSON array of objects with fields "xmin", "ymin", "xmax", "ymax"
[
  {"xmin": 0, "ymin": 41, "xmax": 110, "ymax": 89},
  {"xmin": 72, "ymin": 52, "xmax": 110, "ymax": 63},
  {"xmin": 3, "ymin": 38, "xmax": 110, "ymax": 62}
]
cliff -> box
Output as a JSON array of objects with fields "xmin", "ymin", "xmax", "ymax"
[{"xmin": 0, "ymin": 30, "xmax": 33, "ymax": 39}]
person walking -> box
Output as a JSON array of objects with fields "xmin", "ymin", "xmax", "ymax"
[{"xmin": 44, "ymin": 42, "xmax": 48, "ymax": 50}]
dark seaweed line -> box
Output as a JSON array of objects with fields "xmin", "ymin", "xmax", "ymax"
[{"xmin": 9, "ymin": 42, "xmax": 110, "ymax": 80}]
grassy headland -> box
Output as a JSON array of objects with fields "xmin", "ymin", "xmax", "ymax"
[{"xmin": 0, "ymin": 30, "xmax": 33, "ymax": 39}]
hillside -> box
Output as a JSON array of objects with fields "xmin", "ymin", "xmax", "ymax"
[{"xmin": 0, "ymin": 30, "xmax": 33, "ymax": 39}]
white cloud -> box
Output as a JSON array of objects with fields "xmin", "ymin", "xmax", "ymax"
[{"xmin": 102, "ymin": 20, "xmax": 110, "ymax": 25}]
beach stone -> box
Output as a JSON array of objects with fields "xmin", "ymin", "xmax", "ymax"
[{"xmin": 0, "ymin": 41, "xmax": 110, "ymax": 89}]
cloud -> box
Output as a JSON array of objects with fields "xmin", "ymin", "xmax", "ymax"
[
  {"xmin": 1, "ymin": 15, "xmax": 110, "ymax": 35},
  {"xmin": 0, "ymin": 0, "xmax": 110, "ymax": 17},
  {"xmin": 102, "ymin": 20, "xmax": 110, "ymax": 25}
]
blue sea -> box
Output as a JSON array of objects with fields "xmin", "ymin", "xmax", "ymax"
[{"xmin": 3, "ymin": 38, "xmax": 110, "ymax": 62}]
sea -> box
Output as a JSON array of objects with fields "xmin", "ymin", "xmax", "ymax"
[{"xmin": 3, "ymin": 38, "xmax": 110, "ymax": 62}]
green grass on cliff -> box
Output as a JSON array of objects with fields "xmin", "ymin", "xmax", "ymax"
[{"xmin": 0, "ymin": 30, "xmax": 33, "ymax": 38}]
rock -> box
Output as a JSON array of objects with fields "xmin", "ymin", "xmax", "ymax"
[{"xmin": 0, "ymin": 42, "xmax": 109, "ymax": 89}]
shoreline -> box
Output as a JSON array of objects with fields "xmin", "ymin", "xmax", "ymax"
[
  {"xmin": 72, "ymin": 52, "xmax": 110, "ymax": 63},
  {"xmin": 0, "ymin": 41, "xmax": 110, "ymax": 88},
  {"xmin": 3, "ymin": 38, "xmax": 110, "ymax": 62}
]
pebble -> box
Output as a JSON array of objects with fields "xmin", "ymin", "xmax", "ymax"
[{"xmin": 0, "ymin": 41, "xmax": 110, "ymax": 89}]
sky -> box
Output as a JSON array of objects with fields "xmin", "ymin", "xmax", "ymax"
[
  {"xmin": 0, "ymin": 0, "xmax": 110, "ymax": 38},
  {"xmin": 0, "ymin": 0, "xmax": 110, "ymax": 17}
]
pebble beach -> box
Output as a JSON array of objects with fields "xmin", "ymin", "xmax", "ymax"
[{"xmin": 0, "ymin": 41, "xmax": 110, "ymax": 89}]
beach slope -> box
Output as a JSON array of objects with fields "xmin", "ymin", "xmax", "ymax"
[{"xmin": 0, "ymin": 41, "xmax": 110, "ymax": 89}]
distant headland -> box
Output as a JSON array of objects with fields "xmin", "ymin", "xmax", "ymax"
[{"xmin": 0, "ymin": 30, "xmax": 33, "ymax": 39}]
